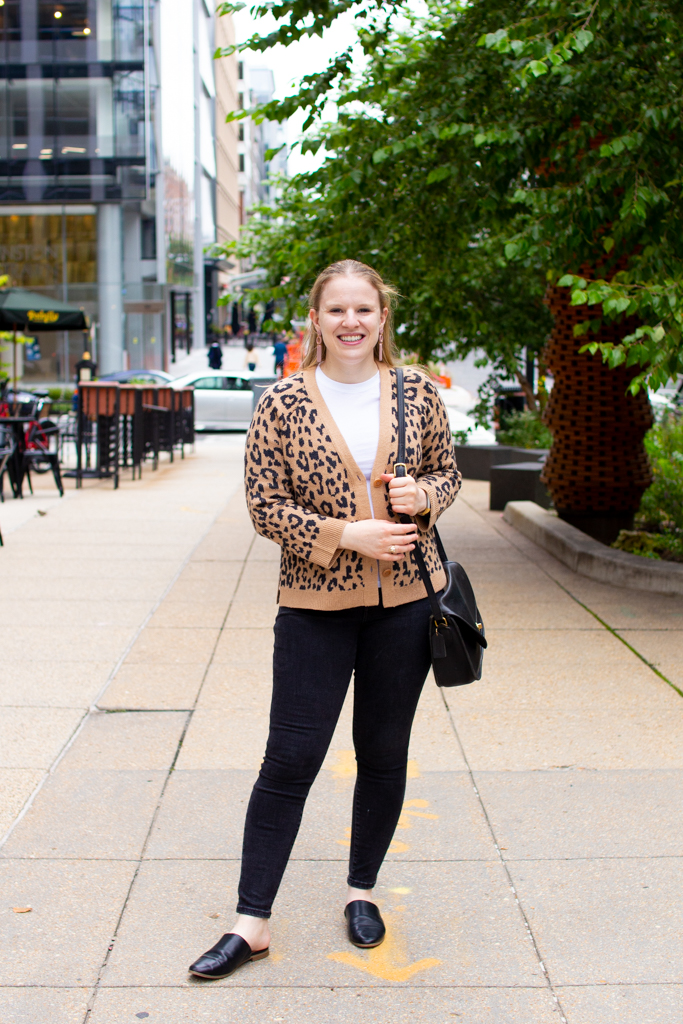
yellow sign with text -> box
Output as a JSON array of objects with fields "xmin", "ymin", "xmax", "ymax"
[{"xmin": 27, "ymin": 310, "xmax": 59, "ymax": 323}]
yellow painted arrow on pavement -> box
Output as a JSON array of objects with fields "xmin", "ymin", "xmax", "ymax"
[{"xmin": 328, "ymin": 912, "xmax": 441, "ymax": 982}]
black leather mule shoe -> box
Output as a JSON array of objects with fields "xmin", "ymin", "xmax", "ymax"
[
  {"xmin": 345, "ymin": 900, "xmax": 386, "ymax": 948},
  {"xmin": 189, "ymin": 933, "xmax": 269, "ymax": 979}
]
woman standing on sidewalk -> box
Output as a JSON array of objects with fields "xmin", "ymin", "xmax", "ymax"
[{"xmin": 189, "ymin": 259, "xmax": 460, "ymax": 979}]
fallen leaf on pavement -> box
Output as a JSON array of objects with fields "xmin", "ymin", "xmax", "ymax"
[{"xmin": 13, "ymin": 906, "xmax": 32, "ymax": 913}]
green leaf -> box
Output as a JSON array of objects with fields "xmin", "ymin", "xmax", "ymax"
[
  {"xmin": 557, "ymin": 274, "xmax": 575, "ymax": 287},
  {"xmin": 479, "ymin": 29, "xmax": 508, "ymax": 50},
  {"xmin": 264, "ymin": 144, "xmax": 286, "ymax": 161},
  {"xmin": 527, "ymin": 60, "xmax": 548, "ymax": 77},
  {"xmin": 216, "ymin": 2, "xmax": 245, "ymax": 14},
  {"xmin": 504, "ymin": 242, "xmax": 519, "ymax": 259},
  {"xmin": 572, "ymin": 29, "xmax": 594, "ymax": 52},
  {"xmin": 602, "ymin": 237, "xmax": 615, "ymax": 253},
  {"xmin": 426, "ymin": 165, "xmax": 452, "ymax": 184}
]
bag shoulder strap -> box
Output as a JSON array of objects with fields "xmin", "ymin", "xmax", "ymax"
[
  {"xmin": 396, "ymin": 365, "xmax": 406, "ymax": 465},
  {"xmin": 395, "ymin": 366, "xmax": 444, "ymax": 622}
]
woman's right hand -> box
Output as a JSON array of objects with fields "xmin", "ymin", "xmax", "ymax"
[{"xmin": 340, "ymin": 520, "xmax": 419, "ymax": 561}]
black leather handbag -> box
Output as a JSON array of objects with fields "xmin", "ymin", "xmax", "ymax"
[{"xmin": 395, "ymin": 367, "xmax": 487, "ymax": 687}]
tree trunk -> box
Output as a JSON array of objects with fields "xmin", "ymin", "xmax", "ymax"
[{"xmin": 541, "ymin": 283, "xmax": 653, "ymax": 545}]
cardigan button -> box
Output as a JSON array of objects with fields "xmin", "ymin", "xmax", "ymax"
[
  {"xmin": 382, "ymin": 568, "xmax": 392, "ymax": 578},
  {"xmin": 373, "ymin": 478, "xmax": 383, "ymax": 487}
]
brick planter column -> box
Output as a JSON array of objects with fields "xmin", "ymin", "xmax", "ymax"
[{"xmin": 541, "ymin": 282, "xmax": 653, "ymax": 545}]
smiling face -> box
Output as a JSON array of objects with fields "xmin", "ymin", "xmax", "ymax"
[{"xmin": 310, "ymin": 274, "xmax": 388, "ymax": 377}]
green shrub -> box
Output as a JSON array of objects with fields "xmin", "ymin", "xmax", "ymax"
[
  {"xmin": 30, "ymin": 386, "xmax": 75, "ymax": 414},
  {"xmin": 612, "ymin": 529, "xmax": 683, "ymax": 563},
  {"xmin": 637, "ymin": 414, "xmax": 683, "ymax": 532},
  {"xmin": 45, "ymin": 386, "xmax": 75, "ymax": 402},
  {"xmin": 497, "ymin": 410, "xmax": 553, "ymax": 450},
  {"xmin": 612, "ymin": 414, "xmax": 683, "ymax": 563}
]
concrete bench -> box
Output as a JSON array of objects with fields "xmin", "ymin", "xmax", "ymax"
[
  {"xmin": 454, "ymin": 443, "xmax": 548, "ymax": 481},
  {"xmin": 490, "ymin": 461, "xmax": 552, "ymax": 511}
]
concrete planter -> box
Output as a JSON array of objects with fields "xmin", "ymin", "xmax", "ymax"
[{"xmin": 504, "ymin": 500, "xmax": 683, "ymax": 596}]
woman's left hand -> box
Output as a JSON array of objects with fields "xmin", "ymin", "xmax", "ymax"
[{"xmin": 380, "ymin": 472, "xmax": 429, "ymax": 517}]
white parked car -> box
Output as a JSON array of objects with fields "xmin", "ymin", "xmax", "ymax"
[{"xmin": 172, "ymin": 370, "xmax": 276, "ymax": 430}]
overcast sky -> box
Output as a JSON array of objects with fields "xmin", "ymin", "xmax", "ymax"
[{"xmin": 232, "ymin": 6, "xmax": 367, "ymax": 174}]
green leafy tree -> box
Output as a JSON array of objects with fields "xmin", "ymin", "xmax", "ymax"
[{"xmin": 220, "ymin": 0, "xmax": 683, "ymax": 391}]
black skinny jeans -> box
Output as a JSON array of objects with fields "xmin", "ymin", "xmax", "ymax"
[{"xmin": 236, "ymin": 593, "xmax": 433, "ymax": 919}]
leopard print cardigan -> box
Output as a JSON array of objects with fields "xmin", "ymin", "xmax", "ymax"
[{"xmin": 245, "ymin": 362, "xmax": 461, "ymax": 610}]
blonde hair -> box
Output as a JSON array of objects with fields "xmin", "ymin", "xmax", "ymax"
[{"xmin": 301, "ymin": 259, "xmax": 399, "ymax": 368}]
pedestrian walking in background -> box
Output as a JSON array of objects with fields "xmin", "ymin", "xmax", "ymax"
[
  {"xmin": 231, "ymin": 301, "xmax": 241, "ymax": 339},
  {"xmin": 272, "ymin": 336, "xmax": 288, "ymax": 378},
  {"xmin": 189, "ymin": 259, "xmax": 460, "ymax": 981},
  {"xmin": 244, "ymin": 340, "xmax": 259, "ymax": 372},
  {"xmin": 207, "ymin": 339, "xmax": 222, "ymax": 370}
]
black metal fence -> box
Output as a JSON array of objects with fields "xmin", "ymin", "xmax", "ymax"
[{"xmin": 65, "ymin": 383, "xmax": 195, "ymax": 489}]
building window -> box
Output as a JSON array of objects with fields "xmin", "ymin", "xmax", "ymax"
[
  {"xmin": 238, "ymin": 92, "xmax": 243, "ymax": 110},
  {"xmin": 0, "ymin": 213, "xmax": 97, "ymax": 287},
  {"xmin": 238, "ymin": 61, "xmax": 243, "ymax": 80},
  {"xmin": 141, "ymin": 217, "xmax": 156, "ymax": 260},
  {"xmin": 238, "ymin": 124, "xmax": 244, "ymax": 142},
  {"xmin": 238, "ymin": 153, "xmax": 245, "ymax": 172}
]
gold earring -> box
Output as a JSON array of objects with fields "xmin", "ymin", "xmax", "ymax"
[
  {"xmin": 316, "ymin": 329, "xmax": 323, "ymax": 365},
  {"xmin": 378, "ymin": 325, "xmax": 384, "ymax": 362}
]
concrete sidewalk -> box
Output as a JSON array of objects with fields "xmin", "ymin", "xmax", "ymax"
[{"xmin": 1, "ymin": 445, "xmax": 682, "ymax": 1024}]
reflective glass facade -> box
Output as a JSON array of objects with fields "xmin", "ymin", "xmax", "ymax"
[
  {"xmin": 0, "ymin": 208, "xmax": 96, "ymax": 285},
  {"xmin": 0, "ymin": 0, "xmax": 151, "ymax": 200}
]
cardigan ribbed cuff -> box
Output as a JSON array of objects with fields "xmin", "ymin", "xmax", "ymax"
[
  {"xmin": 308, "ymin": 516, "xmax": 347, "ymax": 569},
  {"xmin": 416, "ymin": 481, "xmax": 439, "ymax": 532}
]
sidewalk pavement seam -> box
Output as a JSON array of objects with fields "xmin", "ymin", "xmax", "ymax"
[
  {"xmin": 7, "ymin": 852, "xmax": 682, "ymax": 862},
  {"xmin": 0, "ymin": 496, "xmax": 244, "ymax": 853},
  {"xmin": 472, "ymin": 497, "xmax": 682, "ymax": 699},
  {"xmin": 437, "ymin": 684, "xmax": 571, "ymax": 1023},
  {"xmin": 82, "ymin": 531, "xmax": 256, "ymax": 1024},
  {"xmin": 0, "ymin": 982, "xmax": 560, "ymax": 990}
]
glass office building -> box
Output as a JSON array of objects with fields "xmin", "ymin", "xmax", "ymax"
[
  {"xmin": 0, "ymin": 0, "xmax": 150, "ymax": 204},
  {"xmin": 0, "ymin": 0, "xmax": 163, "ymax": 377},
  {"xmin": 0, "ymin": 0, "xmax": 237, "ymax": 380}
]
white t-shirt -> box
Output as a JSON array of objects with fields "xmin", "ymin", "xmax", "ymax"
[
  {"xmin": 316, "ymin": 366, "xmax": 382, "ymax": 585},
  {"xmin": 316, "ymin": 366, "xmax": 380, "ymax": 508}
]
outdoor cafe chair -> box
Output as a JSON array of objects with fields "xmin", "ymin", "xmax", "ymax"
[
  {"xmin": 22, "ymin": 419, "xmax": 64, "ymax": 497},
  {"xmin": 0, "ymin": 423, "xmax": 16, "ymax": 503}
]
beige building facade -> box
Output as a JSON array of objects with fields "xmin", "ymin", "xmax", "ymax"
[{"xmin": 214, "ymin": 14, "xmax": 240, "ymax": 255}]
